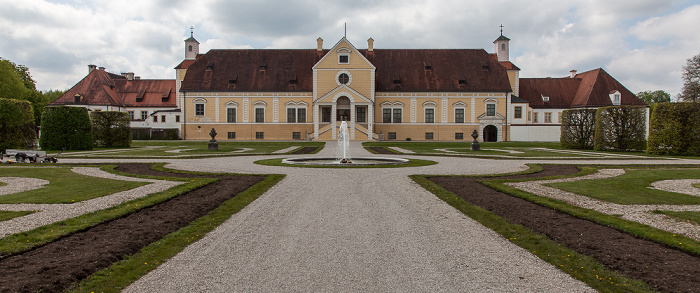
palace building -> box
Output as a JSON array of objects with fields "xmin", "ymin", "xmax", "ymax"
[{"xmin": 53, "ymin": 30, "xmax": 647, "ymax": 141}]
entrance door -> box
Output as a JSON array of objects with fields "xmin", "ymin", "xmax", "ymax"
[
  {"xmin": 336, "ymin": 96, "xmax": 351, "ymax": 121},
  {"xmin": 483, "ymin": 125, "xmax": 498, "ymax": 142}
]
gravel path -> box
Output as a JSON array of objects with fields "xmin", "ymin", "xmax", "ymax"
[
  {"xmin": 0, "ymin": 167, "xmax": 182, "ymax": 237},
  {"xmin": 124, "ymin": 142, "xmax": 593, "ymax": 292}
]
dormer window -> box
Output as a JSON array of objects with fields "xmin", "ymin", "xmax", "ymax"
[
  {"xmin": 481, "ymin": 63, "xmax": 490, "ymax": 71},
  {"xmin": 337, "ymin": 48, "xmax": 350, "ymax": 64},
  {"xmin": 206, "ymin": 62, "xmax": 214, "ymax": 71},
  {"xmin": 609, "ymin": 91, "xmax": 621, "ymax": 105},
  {"xmin": 542, "ymin": 95, "xmax": 550, "ymax": 102},
  {"xmin": 458, "ymin": 79, "xmax": 466, "ymax": 85},
  {"xmin": 259, "ymin": 63, "xmax": 267, "ymax": 71},
  {"xmin": 229, "ymin": 74, "xmax": 238, "ymax": 85},
  {"xmin": 424, "ymin": 62, "xmax": 432, "ymax": 71},
  {"xmin": 393, "ymin": 75, "xmax": 401, "ymax": 85}
]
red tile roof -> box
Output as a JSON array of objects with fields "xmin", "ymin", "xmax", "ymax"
[
  {"xmin": 180, "ymin": 49, "xmax": 512, "ymax": 93},
  {"xmin": 52, "ymin": 69, "xmax": 176, "ymax": 108},
  {"xmin": 519, "ymin": 68, "xmax": 646, "ymax": 109}
]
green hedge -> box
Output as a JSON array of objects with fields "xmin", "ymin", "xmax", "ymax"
[
  {"xmin": 647, "ymin": 102, "xmax": 700, "ymax": 155},
  {"xmin": 594, "ymin": 106, "xmax": 647, "ymax": 151},
  {"xmin": 91, "ymin": 111, "xmax": 131, "ymax": 147},
  {"xmin": 39, "ymin": 106, "xmax": 93, "ymax": 150},
  {"xmin": 131, "ymin": 128, "xmax": 179, "ymax": 140},
  {"xmin": 560, "ymin": 109, "xmax": 597, "ymax": 149},
  {"xmin": 0, "ymin": 98, "xmax": 35, "ymax": 152}
]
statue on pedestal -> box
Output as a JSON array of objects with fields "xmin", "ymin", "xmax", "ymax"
[{"xmin": 470, "ymin": 129, "xmax": 480, "ymax": 151}]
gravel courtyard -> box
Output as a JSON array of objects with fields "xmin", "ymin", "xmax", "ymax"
[{"xmin": 5, "ymin": 142, "xmax": 700, "ymax": 291}]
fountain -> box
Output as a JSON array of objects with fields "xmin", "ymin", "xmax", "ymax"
[
  {"xmin": 281, "ymin": 121, "xmax": 408, "ymax": 166},
  {"xmin": 337, "ymin": 121, "xmax": 352, "ymax": 163}
]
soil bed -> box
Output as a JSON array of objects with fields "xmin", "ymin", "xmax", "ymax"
[
  {"xmin": 290, "ymin": 146, "xmax": 318, "ymax": 154},
  {"xmin": 368, "ymin": 146, "xmax": 395, "ymax": 154},
  {"xmin": 0, "ymin": 164, "xmax": 263, "ymax": 293},
  {"xmin": 428, "ymin": 165, "xmax": 700, "ymax": 292}
]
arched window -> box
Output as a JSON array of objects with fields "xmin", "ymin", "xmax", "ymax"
[{"xmin": 188, "ymin": 45, "xmax": 193, "ymax": 52}]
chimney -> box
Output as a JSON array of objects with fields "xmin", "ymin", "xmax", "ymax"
[
  {"xmin": 88, "ymin": 64, "xmax": 97, "ymax": 74},
  {"xmin": 126, "ymin": 72, "xmax": 135, "ymax": 80},
  {"xmin": 317, "ymin": 37, "xmax": 323, "ymax": 52},
  {"xmin": 135, "ymin": 76, "xmax": 141, "ymax": 80},
  {"xmin": 368, "ymin": 37, "xmax": 374, "ymax": 52},
  {"xmin": 99, "ymin": 66, "xmax": 105, "ymax": 71},
  {"xmin": 570, "ymin": 70, "xmax": 577, "ymax": 78}
]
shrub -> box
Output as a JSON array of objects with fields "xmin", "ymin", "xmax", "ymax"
[
  {"xmin": 560, "ymin": 109, "xmax": 597, "ymax": 149},
  {"xmin": 91, "ymin": 111, "xmax": 131, "ymax": 147},
  {"xmin": 131, "ymin": 128, "xmax": 180, "ymax": 140},
  {"xmin": 0, "ymin": 98, "xmax": 35, "ymax": 152},
  {"xmin": 647, "ymin": 102, "xmax": 700, "ymax": 155},
  {"xmin": 594, "ymin": 106, "xmax": 647, "ymax": 151},
  {"xmin": 39, "ymin": 106, "xmax": 93, "ymax": 150}
]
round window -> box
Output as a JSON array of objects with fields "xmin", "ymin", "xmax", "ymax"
[{"xmin": 338, "ymin": 73, "xmax": 349, "ymax": 84}]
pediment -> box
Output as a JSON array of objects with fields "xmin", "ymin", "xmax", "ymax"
[
  {"xmin": 477, "ymin": 112, "xmax": 505, "ymax": 120},
  {"xmin": 316, "ymin": 84, "xmax": 373, "ymax": 104},
  {"xmin": 313, "ymin": 37, "xmax": 375, "ymax": 70}
]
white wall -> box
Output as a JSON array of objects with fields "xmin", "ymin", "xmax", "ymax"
[{"xmin": 511, "ymin": 125, "xmax": 561, "ymax": 141}]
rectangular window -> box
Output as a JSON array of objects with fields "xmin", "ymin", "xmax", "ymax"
[
  {"xmin": 128, "ymin": 111, "xmax": 134, "ymax": 120},
  {"xmin": 533, "ymin": 112, "xmax": 538, "ymax": 123},
  {"xmin": 393, "ymin": 108, "xmax": 402, "ymax": 123},
  {"xmin": 455, "ymin": 109, "xmax": 464, "ymax": 123},
  {"xmin": 527, "ymin": 111, "xmax": 531, "ymax": 121},
  {"xmin": 514, "ymin": 106, "xmax": 522, "ymax": 119},
  {"xmin": 256, "ymin": 132, "xmax": 264, "ymax": 139},
  {"xmin": 175, "ymin": 115, "xmax": 180, "ymax": 122},
  {"xmin": 153, "ymin": 115, "xmax": 158, "ymax": 123},
  {"xmin": 293, "ymin": 132, "xmax": 301, "ymax": 140},
  {"xmin": 161, "ymin": 115, "xmax": 166, "ymax": 123},
  {"xmin": 425, "ymin": 108, "xmax": 434, "ymax": 123},
  {"xmin": 388, "ymin": 132, "xmax": 396, "ymax": 140},
  {"xmin": 356, "ymin": 106, "xmax": 366, "ymax": 123},
  {"xmin": 227, "ymin": 132, "xmax": 236, "ymax": 139},
  {"xmin": 195, "ymin": 104, "xmax": 204, "ymax": 116},
  {"xmin": 141, "ymin": 111, "xmax": 148, "ymax": 120},
  {"xmin": 558, "ymin": 112, "xmax": 562, "ymax": 123},
  {"xmin": 545, "ymin": 112, "xmax": 552, "ymax": 123},
  {"xmin": 287, "ymin": 108, "xmax": 296, "ymax": 123},
  {"xmin": 339, "ymin": 55, "xmax": 349, "ymax": 64},
  {"xmin": 255, "ymin": 108, "xmax": 265, "ymax": 123},
  {"xmin": 227, "ymin": 108, "xmax": 236, "ymax": 123},
  {"xmin": 425, "ymin": 132, "xmax": 434, "ymax": 140},
  {"xmin": 322, "ymin": 106, "xmax": 331, "ymax": 122},
  {"xmin": 383, "ymin": 108, "xmax": 392, "ymax": 123},
  {"xmin": 455, "ymin": 132, "xmax": 464, "ymax": 140},
  {"xmin": 487, "ymin": 104, "xmax": 496, "ymax": 116},
  {"xmin": 297, "ymin": 108, "xmax": 306, "ymax": 123}
]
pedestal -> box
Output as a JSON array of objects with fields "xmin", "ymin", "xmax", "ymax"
[{"xmin": 208, "ymin": 142, "xmax": 218, "ymax": 151}]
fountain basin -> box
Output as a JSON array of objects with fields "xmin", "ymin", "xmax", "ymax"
[{"xmin": 282, "ymin": 157, "xmax": 409, "ymax": 166}]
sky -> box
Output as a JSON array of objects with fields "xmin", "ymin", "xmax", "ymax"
[{"xmin": 1, "ymin": 0, "xmax": 699, "ymax": 98}]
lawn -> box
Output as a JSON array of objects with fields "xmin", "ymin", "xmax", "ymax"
[
  {"xmin": 61, "ymin": 141, "xmax": 324, "ymax": 157},
  {"xmin": 0, "ymin": 211, "xmax": 35, "ymax": 221},
  {"xmin": 654, "ymin": 210, "xmax": 700, "ymax": 225},
  {"xmin": 0, "ymin": 167, "xmax": 148, "ymax": 204},
  {"xmin": 363, "ymin": 141, "xmax": 650, "ymax": 158},
  {"xmin": 547, "ymin": 168, "xmax": 700, "ymax": 205}
]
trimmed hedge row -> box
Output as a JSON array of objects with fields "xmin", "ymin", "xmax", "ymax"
[
  {"xmin": 91, "ymin": 111, "xmax": 131, "ymax": 147},
  {"xmin": 560, "ymin": 109, "xmax": 597, "ymax": 149},
  {"xmin": 0, "ymin": 98, "xmax": 35, "ymax": 152},
  {"xmin": 647, "ymin": 102, "xmax": 700, "ymax": 155},
  {"xmin": 594, "ymin": 106, "xmax": 647, "ymax": 151},
  {"xmin": 131, "ymin": 128, "xmax": 179, "ymax": 140},
  {"xmin": 39, "ymin": 106, "xmax": 93, "ymax": 150}
]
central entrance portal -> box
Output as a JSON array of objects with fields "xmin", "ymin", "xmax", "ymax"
[{"xmin": 336, "ymin": 96, "xmax": 351, "ymax": 121}]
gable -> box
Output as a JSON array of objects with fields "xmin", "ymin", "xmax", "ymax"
[{"xmin": 313, "ymin": 38, "xmax": 375, "ymax": 70}]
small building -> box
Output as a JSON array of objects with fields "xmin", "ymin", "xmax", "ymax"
[{"xmin": 51, "ymin": 65, "xmax": 181, "ymax": 138}]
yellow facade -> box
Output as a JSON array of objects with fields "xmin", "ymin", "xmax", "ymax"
[{"xmin": 180, "ymin": 37, "xmax": 513, "ymax": 142}]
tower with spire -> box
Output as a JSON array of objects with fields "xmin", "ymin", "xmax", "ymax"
[
  {"xmin": 185, "ymin": 26, "xmax": 200, "ymax": 60},
  {"xmin": 493, "ymin": 24, "xmax": 510, "ymax": 62}
]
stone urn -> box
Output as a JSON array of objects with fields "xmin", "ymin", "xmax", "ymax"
[
  {"xmin": 470, "ymin": 129, "xmax": 480, "ymax": 151},
  {"xmin": 208, "ymin": 128, "xmax": 219, "ymax": 151}
]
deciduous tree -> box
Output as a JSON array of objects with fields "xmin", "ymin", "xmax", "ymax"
[{"xmin": 679, "ymin": 53, "xmax": 700, "ymax": 102}]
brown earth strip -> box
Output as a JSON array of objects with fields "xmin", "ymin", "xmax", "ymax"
[
  {"xmin": 290, "ymin": 146, "xmax": 318, "ymax": 154},
  {"xmin": 368, "ymin": 146, "xmax": 394, "ymax": 154},
  {"xmin": 0, "ymin": 164, "xmax": 263, "ymax": 293},
  {"xmin": 428, "ymin": 165, "xmax": 700, "ymax": 292}
]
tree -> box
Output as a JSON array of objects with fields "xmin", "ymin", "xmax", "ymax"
[
  {"xmin": 679, "ymin": 53, "xmax": 700, "ymax": 102},
  {"xmin": 0, "ymin": 99, "xmax": 35, "ymax": 152},
  {"xmin": 0, "ymin": 58, "xmax": 65, "ymax": 126},
  {"xmin": 637, "ymin": 90, "xmax": 671, "ymax": 104}
]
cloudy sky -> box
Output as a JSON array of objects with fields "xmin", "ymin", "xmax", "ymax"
[{"xmin": 1, "ymin": 0, "xmax": 698, "ymax": 98}]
